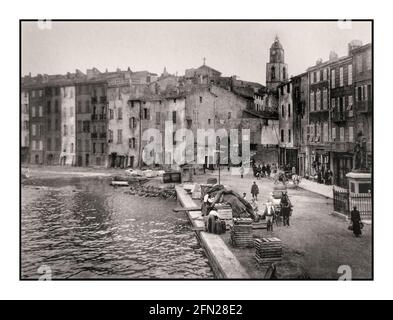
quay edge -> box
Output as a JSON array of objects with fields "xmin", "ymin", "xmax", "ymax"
[{"xmin": 175, "ymin": 185, "xmax": 250, "ymax": 279}]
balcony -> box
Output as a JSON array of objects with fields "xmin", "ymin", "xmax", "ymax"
[
  {"xmin": 244, "ymin": 105, "xmax": 279, "ymax": 119},
  {"xmin": 331, "ymin": 141, "xmax": 354, "ymax": 153},
  {"xmin": 357, "ymin": 100, "xmax": 372, "ymax": 113},
  {"xmin": 307, "ymin": 136, "xmax": 330, "ymax": 147},
  {"xmin": 332, "ymin": 110, "xmax": 346, "ymax": 123}
]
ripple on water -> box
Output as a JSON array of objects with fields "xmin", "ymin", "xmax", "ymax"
[{"xmin": 21, "ymin": 177, "xmax": 214, "ymax": 279}]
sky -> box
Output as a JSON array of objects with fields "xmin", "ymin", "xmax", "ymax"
[{"xmin": 22, "ymin": 21, "xmax": 371, "ymax": 84}]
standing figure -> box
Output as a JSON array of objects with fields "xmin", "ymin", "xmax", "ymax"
[
  {"xmin": 350, "ymin": 206, "xmax": 363, "ymax": 237},
  {"xmin": 251, "ymin": 181, "xmax": 259, "ymax": 201},
  {"xmin": 281, "ymin": 192, "xmax": 292, "ymax": 227},
  {"xmin": 264, "ymin": 201, "xmax": 276, "ymax": 231},
  {"xmin": 266, "ymin": 164, "xmax": 271, "ymax": 178},
  {"xmin": 262, "ymin": 164, "xmax": 266, "ymax": 177},
  {"xmin": 240, "ymin": 165, "xmax": 245, "ymax": 179},
  {"xmin": 256, "ymin": 165, "xmax": 262, "ymax": 180}
]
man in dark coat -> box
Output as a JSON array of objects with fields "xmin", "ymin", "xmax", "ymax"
[
  {"xmin": 266, "ymin": 164, "xmax": 271, "ymax": 177},
  {"xmin": 262, "ymin": 164, "xmax": 266, "ymax": 177},
  {"xmin": 251, "ymin": 181, "xmax": 259, "ymax": 201},
  {"xmin": 350, "ymin": 206, "xmax": 362, "ymax": 237},
  {"xmin": 256, "ymin": 165, "xmax": 262, "ymax": 180}
]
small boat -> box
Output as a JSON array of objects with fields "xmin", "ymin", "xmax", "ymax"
[{"xmin": 110, "ymin": 180, "xmax": 129, "ymax": 187}]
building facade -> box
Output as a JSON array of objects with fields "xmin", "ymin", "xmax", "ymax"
[
  {"xmin": 21, "ymin": 90, "xmax": 30, "ymax": 163},
  {"xmin": 60, "ymin": 85, "xmax": 76, "ymax": 166},
  {"xmin": 307, "ymin": 59, "xmax": 332, "ymax": 178},
  {"xmin": 278, "ymin": 81, "xmax": 297, "ymax": 169},
  {"xmin": 29, "ymin": 87, "xmax": 46, "ymax": 165},
  {"xmin": 45, "ymin": 86, "xmax": 62, "ymax": 165},
  {"xmin": 330, "ymin": 54, "xmax": 355, "ymax": 187},
  {"xmin": 90, "ymin": 82, "xmax": 108, "ymax": 166},
  {"xmin": 352, "ymin": 43, "xmax": 372, "ymax": 171},
  {"xmin": 292, "ymin": 72, "xmax": 309, "ymax": 176},
  {"xmin": 75, "ymin": 82, "xmax": 92, "ymax": 167}
]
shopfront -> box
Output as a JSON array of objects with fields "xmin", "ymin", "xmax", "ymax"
[
  {"xmin": 333, "ymin": 152, "xmax": 353, "ymax": 188},
  {"xmin": 309, "ymin": 147, "xmax": 331, "ymax": 179}
]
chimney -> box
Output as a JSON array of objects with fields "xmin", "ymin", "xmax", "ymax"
[
  {"xmin": 348, "ymin": 40, "xmax": 363, "ymax": 54},
  {"xmin": 329, "ymin": 51, "xmax": 338, "ymax": 61}
]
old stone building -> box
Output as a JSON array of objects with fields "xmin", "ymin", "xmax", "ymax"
[
  {"xmin": 44, "ymin": 85, "xmax": 62, "ymax": 165},
  {"xmin": 107, "ymin": 78, "xmax": 135, "ymax": 168},
  {"xmin": 330, "ymin": 49, "xmax": 356, "ymax": 187},
  {"xmin": 21, "ymin": 90, "xmax": 30, "ymax": 163},
  {"xmin": 278, "ymin": 81, "xmax": 297, "ymax": 169},
  {"xmin": 306, "ymin": 57, "xmax": 333, "ymax": 178},
  {"xmin": 60, "ymin": 85, "xmax": 76, "ymax": 166},
  {"xmin": 90, "ymin": 82, "xmax": 108, "ymax": 166},
  {"xmin": 185, "ymin": 62, "xmax": 222, "ymax": 85},
  {"xmin": 291, "ymin": 72, "xmax": 309, "ymax": 176},
  {"xmin": 75, "ymin": 81, "xmax": 92, "ymax": 167},
  {"xmin": 352, "ymin": 43, "xmax": 372, "ymax": 171},
  {"xmin": 28, "ymin": 86, "xmax": 46, "ymax": 165}
]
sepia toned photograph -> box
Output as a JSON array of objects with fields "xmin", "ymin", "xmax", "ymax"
[{"xmin": 20, "ymin": 20, "xmax": 373, "ymax": 280}]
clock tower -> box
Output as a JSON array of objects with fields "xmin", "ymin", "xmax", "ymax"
[{"xmin": 266, "ymin": 36, "xmax": 288, "ymax": 91}]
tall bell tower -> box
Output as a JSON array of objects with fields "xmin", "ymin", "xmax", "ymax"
[{"xmin": 266, "ymin": 36, "xmax": 288, "ymax": 91}]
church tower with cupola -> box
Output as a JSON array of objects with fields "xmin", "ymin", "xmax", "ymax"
[{"xmin": 266, "ymin": 36, "xmax": 288, "ymax": 91}]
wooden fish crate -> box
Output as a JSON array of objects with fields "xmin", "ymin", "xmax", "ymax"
[
  {"xmin": 215, "ymin": 204, "xmax": 233, "ymax": 229},
  {"xmin": 254, "ymin": 237, "xmax": 283, "ymax": 265},
  {"xmin": 230, "ymin": 218, "xmax": 254, "ymax": 248}
]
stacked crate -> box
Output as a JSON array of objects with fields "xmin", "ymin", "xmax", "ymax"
[
  {"xmin": 254, "ymin": 237, "xmax": 283, "ymax": 265},
  {"xmin": 230, "ymin": 218, "xmax": 254, "ymax": 248},
  {"xmin": 215, "ymin": 203, "xmax": 233, "ymax": 230}
]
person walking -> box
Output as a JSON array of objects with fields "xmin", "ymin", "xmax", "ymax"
[
  {"xmin": 350, "ymin": 206, "xmax": 363, "ymax": 237},
  {"xmin": 251, "ymin": 181, "xmax": 259, "ymax": 201},
  {"xmin": 240, "ymin": 165, "xmax": 245, "ymax": 179}
]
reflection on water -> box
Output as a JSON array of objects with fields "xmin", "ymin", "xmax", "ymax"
[{"xmin": 21, "ymin": 177, "xmax": 213, "ymax": 279}]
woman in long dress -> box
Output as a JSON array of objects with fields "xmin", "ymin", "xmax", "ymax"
[{"xmin": 350, "ymin": 206, "xmax": 362, "ymax": 237}]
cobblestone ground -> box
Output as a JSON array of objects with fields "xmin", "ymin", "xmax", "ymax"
[{"xmin": 193, "ymin": 168, "xmax": 372, "ymax": 279}]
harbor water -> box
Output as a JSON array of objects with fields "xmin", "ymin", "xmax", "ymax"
[{"xmin": 21, "ymin": 176, "xmax": 214, "ymax": 279}]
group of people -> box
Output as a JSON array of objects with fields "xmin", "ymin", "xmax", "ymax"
[
  {"xmin": 251, "ymin": 161, "xmax": 278, "ymax": 180},
  {"xmin": 245, "ymin": 181, "xmax": 292, "ymax": 231},
  {"xmin": 314, "ymin": 166, "xmax": 333, "ymax": 185}
]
